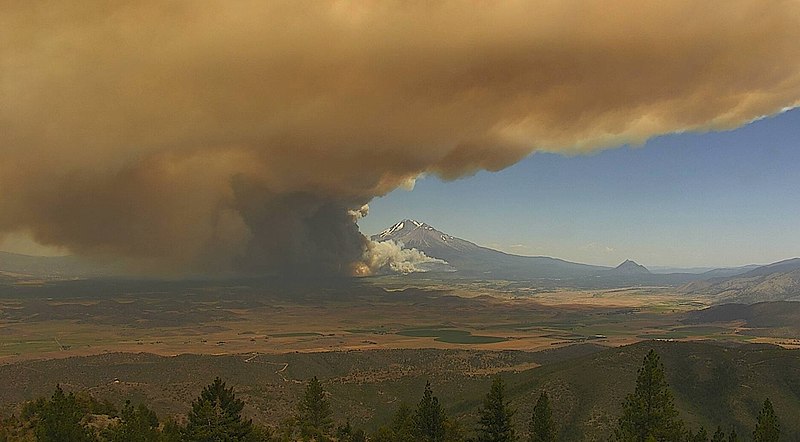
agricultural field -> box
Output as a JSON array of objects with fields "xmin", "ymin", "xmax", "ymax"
[{"xmin": 0, "ymin": 277, "xmax": 790, "ymax": 364}]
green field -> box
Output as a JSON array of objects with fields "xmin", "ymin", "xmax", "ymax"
[{"xmin": 396, "ymin": 328, "xmax": 508, "ymax": 344}]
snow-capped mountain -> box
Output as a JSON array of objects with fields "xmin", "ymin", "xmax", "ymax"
[
  {"xmin": 372, "ymin": 219, "xmax": 608, "ymax": 280},
  {"xmin": 376, "ymin": 220, "xmax": 481, "ymax": 255},
  {"xmin": 370, "ymin": 219, "xmax": 768, "ymax": 285}
]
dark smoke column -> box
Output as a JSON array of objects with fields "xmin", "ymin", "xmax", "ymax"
[{"xmin": 231, "ymin": 182, "xmax": 369, "ymax": 276}]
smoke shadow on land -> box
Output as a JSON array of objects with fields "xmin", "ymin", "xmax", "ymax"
[{"xmin": 0, "ymin": 274, "xmax": 393, "ymax": 302}]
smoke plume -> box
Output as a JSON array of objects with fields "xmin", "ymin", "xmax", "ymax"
[
  {"xmin": 357, "ymin": 240, "xmax": 448, "ymax": 276},
  {"xmin": 1, "ymin": 1, "xmax": 799, "ymax": 275}
]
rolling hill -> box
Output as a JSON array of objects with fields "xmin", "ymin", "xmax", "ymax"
[
  {"xmin": 499, "ymin": 340, "xmax": 800, "ymax": 440},
  {"xmin": 682, "ymin": 301, "xmax": 800, "ymax": 338},
  {"xmin": 681, "ymin": 258, "xmax": 800, "ymax": 303},
  {"xmin": 0, "ymin": 341, "xmax": 797, "ymax": 440}
]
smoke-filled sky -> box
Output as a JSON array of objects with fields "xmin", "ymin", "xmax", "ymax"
[{"xmin": 1, "ymin": 1, "xmax": 799, "ymax": 275}]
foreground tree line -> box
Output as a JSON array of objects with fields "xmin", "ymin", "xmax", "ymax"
[{"xmin": 0, "ymin": 350, "xmax": 784, "ymax": 441}]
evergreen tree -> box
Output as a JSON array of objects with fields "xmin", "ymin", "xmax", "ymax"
[
  {"xmin": 337, "ymin": 420, "xmax": 354, "ymax": 440},
  {"xmin": 413, "ymin": 382, "xmax": 447, "ymax": 442},
  {"xmin": 390, "ymin": 403, "xmax": 416, "ymax": 442},
  {"xmin": 335, "ymin": 420, "xmax": 365, "ymax": 441},
  {"xmin": 687, "ymin": 427, "xmax": 708, "ymax": 442},
  {"xmin": 335, "ymin": 420, "xmax": 367, "ymax": 442},
  {"xmin": 33, "ymin": 385, "xmax": 95, "ymax": 442},
  {"xmin": 159, "ymin": 418, "xmax": 184, "ymax": 442},
  {"xmin": 710, "ymin": 426, "xmax": 725, "ymax": 442},
  {"xmin": 277, "ymin": 417, "xmax": 300, "ymax": 442},
  {"xmin": 444, "ymin": 418, "xmax": 467, "ymax": 442},
  {"xmin": 529, "ymin": 392, "xmax": 554, "ymax": 442},
  {"xmin": 614, "ymin": 349, "xmax": 684, "ymax": 442},
  {"xmin": 248, "ymin": 424, "xmax": 277, "ymax": 442},
  {"xmin": 297, "ymin": 376, "xmax": 334, "ymax": 441},
  {"xmin": 726, "ymin": 427, "xmax": 738, "ymax": 442},
  {"xmin": 371, "ymin": 402, "xmax": 417, "ymax": 442},
  {"xmin": 371, "ymin": 426, "xmax": 394, "ymax": 442},
  {"xmin": 105, "ymin": 400, "xmax": 159, "ymax": 442},
  {"xmin": 475, "ymin": 377, "xmax": 515, "ymax": 442},
  {"xmin": 184, "ymin": 377, "xmax": 254, "ymax": 441},
  {"xmin": 752, "ymin": 398, "xmax": 779, "ymax": 442}
]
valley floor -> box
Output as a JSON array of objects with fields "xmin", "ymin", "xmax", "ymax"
[
  {"xmin": 1, "ymin": 278, "xmax": 799, "ymax": 439},
  {"xmin": 2, "ymin": 278, "xmax": 796, "ymax": 364}
]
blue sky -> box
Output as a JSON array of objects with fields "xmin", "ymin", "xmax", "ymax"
[{"xmin": 360, "ymin": 108, "xmax": 800, "ymax": 268}]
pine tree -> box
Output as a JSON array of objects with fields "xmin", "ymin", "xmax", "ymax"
[
  {"xmin": 160, "ymin": 418, "xmax": 183, "ymax": 442},
  {"xmin": 184, "ymin": 377, "xmax": 253, "ymax": 441},
  {"xmin": 336, "ymin": 420, "xmax": 367, "ymax": 442},
  {"xmin": 614, "ymin": 349, "xmax": 684, "ymax": 441},
  {"xmin": 444, "ymin": 418, "xmax": 467, "ymax": 442},
  {"xmin": 336, "ymin": 420, "xmax": 366, "ymax": 441},
  {"xmin": 752, "ymin": 398, "xmax": 779, "ymax": 442},
  {"xmin": 529, "ymin": 392, "xmax": 554, "ymax": 442},
  {"xmin": 413, "ymin": 382, "xmax": 447, "ymax": 442},
  {"xmin": 687, "ymin": 427, "xmax": 708, "ymax": 442},
  {"xmin": 337, "ymin": 420, "xmax": 354, "ymax": 440},
  {"xmin": 297, "ymin": 376, "xmax": 334, "ymax": 440},
  {"xmin": 475, "ymin": 377, "xmax": 515, "ymax": 442},
  {"xmin": 727, "ymin": 427, "xmax": 738, "ymax": 442},
  {"xmin": 105, "ymin": 400, "xmax": 159, "ymax": 442},
  {"xmin": 710, "ymin": 426, "xmax": 725, "ymax": 442},
  {"xmin": 33, "ymin": 385, "xmax": 95, "ymax": 442},
  {"xmin": 391, "ymin": 403, "xmax": 416, "ymax": 442}
]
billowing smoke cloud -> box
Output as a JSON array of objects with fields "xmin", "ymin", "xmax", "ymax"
[
  {"xmin": 1, "ymin": 1, "xmax": 799, "ymax": 275},
  {"xmin": 357, "ymin": 240, "xmax": 448, "ymax": 276}
]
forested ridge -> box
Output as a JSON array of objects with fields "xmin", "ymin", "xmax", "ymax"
[{"xmin": 0, "ymin": 350, "xmax": 787, "ymax": 442}]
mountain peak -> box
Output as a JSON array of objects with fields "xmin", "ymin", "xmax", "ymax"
[
  {"xmin": 376, "ymin": 219, "xmax": 437, "ymax": 239},
  {"xmin": 372, "ymin": 219, "xmax": 471, "ymax": 250},
  {"xmin": 370, "ymin": 219, "xmax": 614, "ymax": 279},
  {"xmin": 611, "ymin": 259, "xmax": 651, "ymax": 274},
  {"xmin": 402, "ymin": 219, "xmax": 435, "ymax": 229}
]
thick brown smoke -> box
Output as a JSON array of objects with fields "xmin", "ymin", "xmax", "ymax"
[{"xmin": 1, "ymin": 1, "xmax": 799, "ymax": 275}]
